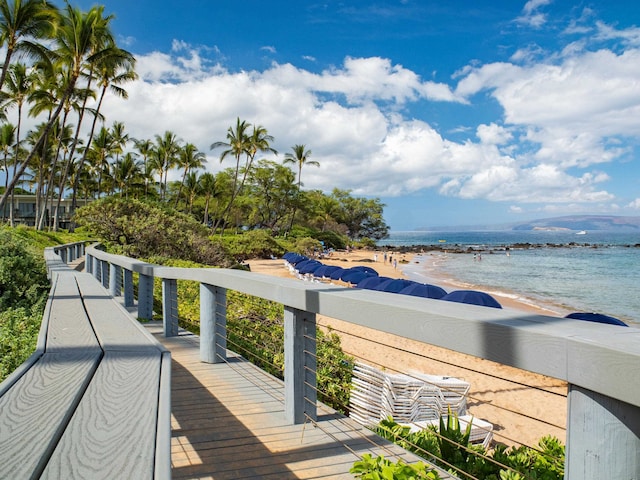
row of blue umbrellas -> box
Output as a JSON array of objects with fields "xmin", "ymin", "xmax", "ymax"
[
  {"xmin": 283, "ymin": 253, "xmax": 628, "ymax": 320},
  {"xmin": 283, "ymin": 252, "xmax": 503, "ymax": 308}
]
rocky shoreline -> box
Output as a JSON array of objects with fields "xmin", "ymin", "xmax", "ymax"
[{"xmin": 377, "ymin": 241, "xmax": 640, "ymax": 255}]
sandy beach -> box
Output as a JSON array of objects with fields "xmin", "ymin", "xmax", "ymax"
[{"xmin": 247, "ymin": 249, "xmax": 568, "ymax": 449}]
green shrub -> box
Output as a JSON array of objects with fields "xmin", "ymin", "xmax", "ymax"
[
  {"xmin": 222, "ymin": 229, "xmax": 285, "ymax": 261},
  {"xmin": 370, "ymin": 417, "xmax": 565, "ymax": 480},
  {"xmin": 350, "ymin": 454, "xmax": 441, "ymax": 479},
  {"xmin": 0, "ymin": 306, "xmax": 43, "ymax": 381},
  {"xmin": 74, "ymin": 197, "xmax": 232, "ymax": 266},
  {"xmin": 0, "ymin": 230, "xmax": 49, "ymax": 311}
]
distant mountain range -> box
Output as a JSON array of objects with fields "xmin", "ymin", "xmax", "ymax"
[{"xmin": 419, "ymin": 215, "xmax": 640, "ymax": 232}]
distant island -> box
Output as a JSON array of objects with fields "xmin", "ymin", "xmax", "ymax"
[{"xmin": 418, "ymin": 215, "xmax": 640, "ymax": 232}]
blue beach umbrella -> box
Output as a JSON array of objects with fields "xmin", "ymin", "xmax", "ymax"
[
  {"xmin": 329, "ymin": 267, "xmax": 347, "ymax": 280},
  {"xmin": 290, "ymin": 255, "xmax": 309, "ymax": 265},
  {"xmin": 370, "ymin": 278, "xmax": 413, "ymax": 293},
  {"xmin": 297, "ymin": 261, "xmax": 323, "ymax": 274},
  {"xmin": 340, "ymin": 270, "xmax": 372, "ymax": 284},
  {"xmin": 313, "ymin": 265, "xmax": 341, "ymax": 278},
  {"xmin": 351, "ymin": 266, "xmax": 379, "ymax": 276},
  {"xmin": 357, "ymin": 276, "xmax": 392, "ymax": 290},
  {"xmin": 398, "ymin": 283, "xmax": 447, "ymax": 299},
  {"xmin": 441, "ymin": 290, "xmax": 502, "ymax": 309},
  {"xmin": 565, "ymin": 312, "xmax": 628, "ymax": 327}
]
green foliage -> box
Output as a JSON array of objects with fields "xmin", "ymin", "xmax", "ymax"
[
  {"xmin": 350, "ymin": 454, "xmax": 440, "ymax": 479},
  {"xmin": 0, "ymin": 306, "xmax": 43, "ymax": 382},
  {"xmin": 288, "ymin": 225, "xmax": 348, "ymax": 250},
  {"xmin": 292, "ymin": 236, "xmax": 323, "ymax": 256},
  {"xmin": 0, "ymin": 226, "xmax": 68, "ymax": 382},
  {"xmin": 222, "ymin": 229, "xmax": 285, "ymax": 260},
  {"xmin": 74, "ymin": 197, "xmax": 232, "ymax": 266},
  {"xmin": 0, "ymin": 230, "xmax": 49, "ymax": 311},
  {"xmin": 370, "ymin": 417, "xmax": 565, "ymax": 480}
]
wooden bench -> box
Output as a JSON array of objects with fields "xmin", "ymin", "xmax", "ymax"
[{"xmin": 0, "ymin": 251, "xmax": 171, "ymax": 479}]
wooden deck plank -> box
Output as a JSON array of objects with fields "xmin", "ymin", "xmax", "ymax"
[
  {"xmin": 41, "ymin": 351, "xmax": 162, "ymax": 480},
  {"xmin": 143, "ymin": 323, "xmax": 438, "ymax": 480}
]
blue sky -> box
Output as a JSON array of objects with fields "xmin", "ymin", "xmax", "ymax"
[{"xmin": 55, "ymin": 1, "xmax": 640, "ymax": 230}]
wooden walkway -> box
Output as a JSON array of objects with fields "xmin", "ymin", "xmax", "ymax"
[{"xmin": 142, "ymin": 322, "xmax": 437, "ymax": 480}]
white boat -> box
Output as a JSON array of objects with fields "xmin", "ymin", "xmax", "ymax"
[{"xmin": 576, "ymin": 230, "xmax": 587, "ymax": 235}]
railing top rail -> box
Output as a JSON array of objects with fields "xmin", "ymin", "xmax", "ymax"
[{"xmin": 85, "ymin": 245, "xmax": 640, "ymax": 408}]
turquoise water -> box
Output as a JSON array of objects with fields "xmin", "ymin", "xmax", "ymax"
[{"xmin": 379, "ymin": 231, "xmax": 640, "ymax": 327}]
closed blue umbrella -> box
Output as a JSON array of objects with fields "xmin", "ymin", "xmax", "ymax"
[
  {"xmin": 340, "ymin": 270, "xmax": 372, "ymax": 284},
  {"xmin": 351, "ymin": 266, "xmax": 379, "ymax": 276},
  {"xmin": 565, "ymin": 312, "xmax": 628, "ymax": 327},
  {"xmin": 357, "ymin": 276, "xmax": 392, "ymax": 289},
  {"xmin": 298, "ymin": 261, "xmax": 323, "ymax": 274},
  {"xmin": 290, "ymin": 255, "xmax": 309, "ymax": 265},
  {"xmin": 329, "ymin": 267, "xmax": 347, "ymax": 280},
  {"xmin": 441, "ymin": 290, "xmax": 502, "ymax": 309},
  {"xmin": 398, "ymin": 283, "xmax": 447, "ymax": 299},
  {"xmin": 379, "ymin": 279, "xmax": 415, "ymax": 293},
  {"xmin": 313, "ymin": 265, "xmax": 342, "ymax": 278}
]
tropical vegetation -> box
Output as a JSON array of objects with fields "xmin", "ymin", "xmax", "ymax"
[{"xmin": 0, "ymin": 1, "xmax": 388, "ymax": 243}]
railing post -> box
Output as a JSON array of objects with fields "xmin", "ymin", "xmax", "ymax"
[
  {"xmin": 565, "ymin": 385, "xmax": 640, "ymax": 479},
  {"xmin": 137, "ymin": 272, "xmax": 154, "ymax": 320},
  {"xmin": 123, "ymin": 269, "xmax": 134, "ymax": 307},
  {"xmin": 109, "ymin": 264, "xmax": 122, "ymax": 297},
  {"xmin": 101, "ymin": 260, "xmax": 109, "ymax": 288},
  {"xmin": 199, "ymin": 284, "xmax": 227, "ymax": 363},
  {"xmin": 93, "ymin": 256, "xmax": 101, "ymax": 282},
  {"xmin": 60, "ymin": 248, "xmax": 67, "ymax": 264},
  {"xmin": 162, "ymin": 278, "xmax": 179, "ymax": 337},
  {"xmin": 284, "ymin": 306, "xmax": 317, "ymax": 424},
  {"xmin": 67, "ymin": 246, "xmax": 75, "ymax": 262},
  {"xmin": 86, "ymin": 253, "xmax": 93, "ymax": 274}
]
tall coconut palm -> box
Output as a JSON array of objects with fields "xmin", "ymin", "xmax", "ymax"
[
  {"xmin": 283, "ymin": 144, "xmax": 318, "ymax": 232},
  {"xmin": 2, "ymin": 62, "xmax": 33, "ymax": 225},
  {"xmin": 71, "ymin": 45, "xmax": 136, "ymax": 210},
  {"xmin": 86, "ymin": 126, "xmax": 114, "ymax": 198},
  {"xmin": 0, "ymin": 0, "xmax": 58, "ymax": 90},
  {"xmin": 132, "ymin": 138, "xmax": 153, "ymax": 197},
  {"xmin": 0, "ymin": 122, "xmax": 15, "ymax": 220},
  {"xmin": 210, "ymin": 117, "xmax": 251, "ymax": 232},
  {"xmin": 199, "ymin": 172, "xmax": 217, "ymax": 227},
  {"xmin": 112, "ymin": 151, "xmax": 140, "ymax": 198},
  {"xmin": 174, "ymin": 142, "xmax": 205, "ymax": 207},
  {"xmin": 0, "ymin": 3, "xmax": 116, "ymax": 213},
  {"xmin": 153, "ymin": 130, "xmax": 181, "ymax": 200}
]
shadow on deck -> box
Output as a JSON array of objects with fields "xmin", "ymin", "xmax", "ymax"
[{"xmin": 143, "ymin": 323, "xmax": 431, "ymax": 479}]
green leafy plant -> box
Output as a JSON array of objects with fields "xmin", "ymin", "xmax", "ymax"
[{"xmin": 350, "ymin": 454, "xmax": 440, "ymax": 479}]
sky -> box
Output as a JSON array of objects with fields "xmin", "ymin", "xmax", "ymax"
[{"xmin": 45, "ymin": 0, "xmax": 640, "ymax": 230}]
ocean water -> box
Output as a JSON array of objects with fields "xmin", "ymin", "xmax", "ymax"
[{"xmin": 378, "ymin": 230, "xmax": 640, "ymax": 327}]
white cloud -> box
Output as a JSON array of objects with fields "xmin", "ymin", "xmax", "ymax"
[
  {"xmin": 515, "ymin": 0, "xmax": 552, "ymax": 28},
  {"xmin": 83, "ymin": 30, "xmax": 637, "ymax": 215},
  {"xmin": 628, "ymin": 199, "xmax": 640, "ymax": 209}
]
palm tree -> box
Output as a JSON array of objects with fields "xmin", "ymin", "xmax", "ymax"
[
  {"xmin": 0, "ymin": 122, "xmax": 15, "ymax": 220},
  {"xmin": 153, "ymin": 130, "xmax": 181, "ymax": 200},
  {"xmin": 199, "ymin": 172, "xmax": 217, "ymax": 227},
  {"xmin": 2, "ymin": 62, "xmax": 33, "ymax": 225},
  {"xmin": 182, "ymin": 171, "xmax": 200, "ymax": 213},
  {"xmin": 174, "ymin": 142, "xmax": 205, "ymax": 207},
  {"xmin": 71, "ymin": 45, "xmax": 136, "ymax": 210},
  {"xmin": 283, "ymin": 144, "xmax": 318, "ymax": 232},
  {"xmin": 112, "ymin": 151, "xmax": 141, "ymax": 198},
  {"xmin": 86, "ymin": 126, "xmax": 114, "ymax": 198},
  {"xmin": 210, "ymin": 117, "xmax": 251, "ymax": 231},
  {"xmin": 133, "ymin": 138, "xmax": 154, "ymax": 197},
  {"xmin": 0, "ymin": 0, "xmax": 58, "ymax": 90},
  {"xmin": 283, "ymin": 144, "xmax": 318, "ymax": 189},
  {"xmin": 0, "ymin": 4, "xmax": 116, "ymax": 213}
]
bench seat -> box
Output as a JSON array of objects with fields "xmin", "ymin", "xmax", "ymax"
[{"xmin": 0, "ymin": 256, "xmax": 171, "ymax": 479}]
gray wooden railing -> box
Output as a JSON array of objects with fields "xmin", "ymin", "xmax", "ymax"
[{"xmin": 83, "ymin": 245, "xmax": 640, "ymax": 480}]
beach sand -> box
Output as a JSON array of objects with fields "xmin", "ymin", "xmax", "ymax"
[{"xmin": 247, "ymin": 249, "xmax": 568, "ymax": 449}]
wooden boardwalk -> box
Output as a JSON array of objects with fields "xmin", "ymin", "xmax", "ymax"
[{"xmin": 143, "ymin": 322, "xmax": 438, "ymax": 480}]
